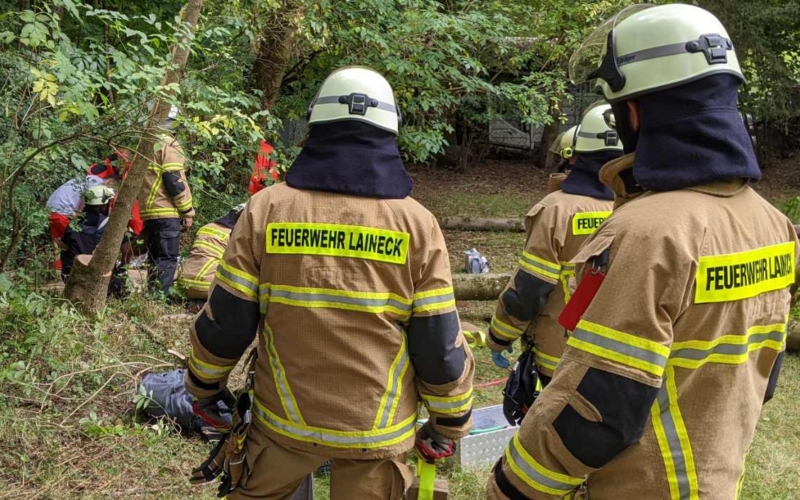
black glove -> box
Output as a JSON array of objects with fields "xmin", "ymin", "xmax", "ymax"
[
  {"xmin": 415, "ymin": 421, "xmax": 456, "ymax": 463},
  {"xmin": 192, "ymin": 389, "xmax": 236, "ymax": 432}
]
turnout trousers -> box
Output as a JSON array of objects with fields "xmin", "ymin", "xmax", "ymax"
[
  {"xmin": 228, "ymin": 424, "xmax": 413, "ymax": 500},
  {"xmin": 143, "ymin": 218, "xmax": 181, "ymax": 294}
]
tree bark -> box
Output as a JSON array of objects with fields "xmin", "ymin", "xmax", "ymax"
[
  {"xmin": 538, "ymin": 100, "xmax": 562, "ymax": 170},
  {"xmin": 64, "ymin": 0, "xmax": 204, "ymax": 314},
  {"xmin": 253, "ymin": 3, "xmax": 301, "ymax": 111},
  {"xmin": 439, "ymin": 216, "xmax": 525, "ymax": 233},
  {"xmin": 453, "ymin": 273, "xmax": 511, "ymax": 301}
]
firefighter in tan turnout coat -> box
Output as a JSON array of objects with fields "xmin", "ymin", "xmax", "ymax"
[
  {"xmin": 177, "ymin": 205, "xmax": 244, "ymax": 303},
  {"xmin": 186, "ymin": 67, "xmax": 474, "ymax": 500},
  {"xmin": 488, "ymin": 102, "xmax": 620, "ymax": 385},
  {"xmin": 488, "ymin": 4, "xmax": 799, "ymax": 500}
]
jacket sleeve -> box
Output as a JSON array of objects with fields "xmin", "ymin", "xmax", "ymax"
[
  {"xmin": 185, "ymin": 204, "xmax": 260, "ymax": 398},
  {"xmin": 160, "ymin": 140, "xmax": 195, "ymax": 218},
  {"xmin": 491, "ymin": 221, "xmax": 690, "ymax": 499},
  {"xmin": 408, "ymin": 215, "xmax": 475, "ymax": 439},
  {"xmin": 488, "ymin": 204, "xmax": 560, "ymax": 351}
]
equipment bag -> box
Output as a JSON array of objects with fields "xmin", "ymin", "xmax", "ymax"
[{"xmin": 502, "ymin": 343, "xmax": 542, "ymax": 426}]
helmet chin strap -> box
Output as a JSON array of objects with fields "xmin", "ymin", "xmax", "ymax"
[{"xmin": 611, "ymin": 101, "xmax": 639, "ymax": 155}]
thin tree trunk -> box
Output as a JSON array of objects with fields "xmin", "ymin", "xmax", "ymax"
[
  {"xmin": 252, "ymin": 3, "xmax": 301, "ymax": 111},
  {"xmin": 539, "ymin": 100, "xmax": 562, "ymax": 170},
  {"xmin": 438, "ymin": 216, "xmax": 525, "ymax": 233},
  {"xmin": 64, "ymin": 0, "xmax": 204, "ymax": 314},
  {"xmin": 453, "ymin": 273, "xmax": 511, "ymax": 301}
]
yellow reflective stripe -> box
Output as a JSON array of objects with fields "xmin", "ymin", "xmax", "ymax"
[
  {"xmin": 161, "ymin": 162, "xmax": 184, "ymax": 171},
  {"xmin": 519, "ymin": 251, "xmax": 561, "ymax": 281},
  {"xmin": 259, "ymin": 284, "xmax": 270, "ymax": 315},
  {"xmin": 177, "ymin": 278, "xmax": 211, "ymax": 289},
  {"xmin": 263, "ymin": 323, "xmax": 305, "ymax": 425},
  {"xmin": 669, "ymin": 322, "xmax": 787, "ymax": 369},
  {"xmin": 491, "ymin": 316, "xmax": 523, "ymax": 341},
  {"xmin": 505, "ymin": 433, "xmax": 583, "ymax": 496},
  {"xmin": 534, "ymin": 350, "xmax": 560, "ymax": 372},
  {"xmin": 560, "ymin": 262, "xmax": 576, "ymax": 303},
  {"xmin": 195, "ymin": 257, "xmax": 220, "ymax": 281},
  {"xmin": 141, "ymin": 207, "xmax": 180, "ymax": 217},
  {"xmin": 252, "ymin": 397, "xmax": 416, "ymax": 449},
  {"xmin": 188, "ymin": 348, "xmax": 234, "ymax": 379},
  {"xmin": 266, "ymin": 222, "xmax": 410, "ymax": 265},
  {"xmin": 734, "ymin": 453, "xmax": 747, "ymax": 500},
  {"xmin": 267, "ymin": 284, "xmax": 412, "ymax": 317},
  {"xmin": 374, "ymin": 334, "xmax": 410, "ymax": 429},
  {"xmin": 198, "ymin": 226, "xmax": 230, "ymax": 241},
  {"xmin": 194, "ymin": 240, "xmax": 225, "ymax": 259},
  {"xmin": 652, "ymin": 366, "xmax": 699, "ymax": 500},
  {"xmin": 695, "ymin": 241, "xmax": 796, "ymax": 304},
  {"xmin": 568, "ymin": 320, "xmax": 670, "ymax": 378},
  {"xmin": 176, "ymin": 197, "xmax": 193, "ymax": 211},
  {"xmin": 412, "ymin": 287, "xmax": 455, "ymax": 314},
  {"xmin": 420, "ymin": 388, "xmax": 473, "ymax": 415},
  {"xmin": 146, "ymin": 173, "xmax": 162, "ymax": 210},
  {"xmin": 215, "ymin": 261, "xmax": 259, "ymax": 299},
  {"xmin": 572, "ymin": 211, "xmax": 611, "ymax": 236}
]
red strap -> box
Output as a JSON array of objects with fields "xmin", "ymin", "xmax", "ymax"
[{"xmin": 558, "ymin": 269, "xmax": 605, "ymax": 331}]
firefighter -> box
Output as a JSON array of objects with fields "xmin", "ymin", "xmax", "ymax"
[
  {"xmin": 488, "ymin": 103, "xmax": 620, "ymax": 385},
  {"xmin": 176, "ymin": 204, "xmax": 244, "ymax": 308},
  {"xmin": 185, "ymin": 66, "xmax": 474, "ymax": 500},
  {"xmin": 89, "ymin": 149, "xmax": 145, "ymax": 237},
  {"xmin": 138, "ymin": 106, "xmax": 194, "ymax": 295},
  {"xmin": 547, "ymin": 125, "xmax": 580, "ymax": 194},
  {"xmin": 488, "ymin": 4, "xmax": 798, "ymax": 499}
]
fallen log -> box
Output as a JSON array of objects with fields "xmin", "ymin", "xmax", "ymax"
[
  {"xmin": 439, "ymin": 216, "xmax": 525, "ymax": 233},
  {"xmin": 453, "ymin": 273, "xmax": 511, "ymax": 301}
]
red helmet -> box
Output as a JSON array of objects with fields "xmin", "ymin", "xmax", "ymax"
[{"xmin": 248, "ymin": 140, "xmax": 280, "ymax": 195}]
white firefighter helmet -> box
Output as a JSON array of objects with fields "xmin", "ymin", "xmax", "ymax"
[
  {"xmin": 569, "ymin": 3, "xmax": 743, "ymax": 102},
  {"xmin": 307, "ymin": 66, "xmax": 401, "ymax": 134},
  {"xmin": 574, "ymin": 102, "xmax": 622, "ymax": 153},
  {"xmin": 560, "ymin": 125, "xmax": 579, "ymax": 159},
  {"xmin": 84, "ymin": 185, "xmax": 115, "ymax": 206}
]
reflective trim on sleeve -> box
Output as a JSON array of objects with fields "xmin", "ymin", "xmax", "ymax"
[
  {"xmin": 177, "ymin": 278, "xmax": 211, "ymax": 290},
  {"xmin": 519, "ymin": 251, "xmax": 561, "ymax": 281},
  {"xmin": 252, "ymin": 397, "xmax": 417, "ymax": 449},
  {"xmin": 491, "ymin": 315, "xmax": 524, "ymax": 341},
  {"xmin": 176, "ymin": 197, "xmax": 193, "ymax": 212},
  {"xmin": 263, "ymin": 323, "xmax": 306, "ymax": 425},
  {"xmin": 216, "ymin": 261, "xmax": 259, "ymax": 300},
  {"xmin": 651, "ymin": 366, "xmax": 699, "ymax": 500},
  {"xmin": 412, "ymin": 287, "xmax": 456, "ymax": 314},
  {"xmin": 259, "ymin": 283, "xmax": 270, "ymax": 315},
  {"xmin": 198, "ymin": 226, "xmax": 231, "ymax": 241},
  {"xmin": 373, "ymin": 333, "xmax": 410, "ymax": 429},
  {"xmin": 505, "ymin": 433, "xmax": 584, "ymax": 496},
  {"xmin": 266, "ymin": 284, "xmax": 412, "ymax": 317},
  {"xmin": 193, "ymin": 240, "xmax": 225, "ymax": 259},
  {"xmin": 420, "ymin": 388, "xmax": 473, "ymax": 415},
  {"xmin": 568, "ymin": 320, "xmax": 670, "ymax": 378},
  {"xmin": 188, "ymin": 348, "xmax": 234, "ymax": 380},
  {"xmin": 161, "ymin": 162, "xmax": 184, "ymax": 171},
  {"xmin": 195, "ymin": 256, "xmax": 221, "ymax": 282},
  {"xmin": 534, "ymin": 349, "xmax": 560, "ymax": 372},
  {"xmin": 669, "ymin": 323, "xmax": 786, "ymax": 369}
]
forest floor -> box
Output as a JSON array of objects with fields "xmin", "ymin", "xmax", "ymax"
[{"xmin": 1, "ymin": 157, "xmax": 799, "ymax": 499}]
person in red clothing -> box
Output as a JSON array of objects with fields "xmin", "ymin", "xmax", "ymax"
[
  {"xmin": 88, "ymin": 150, "xmax": 144, "ymax": 237},
  {"xmin": 248, "ymin": 140, "xmax": 280, "ymax": 195}
]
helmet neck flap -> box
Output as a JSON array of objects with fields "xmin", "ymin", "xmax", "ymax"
[{"xmin": 561, "ymin": 150, "xmax": 620, "ymax": 201}]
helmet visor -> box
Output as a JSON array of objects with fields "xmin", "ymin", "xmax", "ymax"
[{"xmin": 568, "ymin": 4, "xmax": 655, "ymax": 86}]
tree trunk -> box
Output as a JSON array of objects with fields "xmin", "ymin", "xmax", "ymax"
[
  {"xmin": 453, "ymin": 273, "xmax": 511, "ymax": 301},
  {"xmin": 538, "ymin": 100, "xmax": 562, "ymax": 170},
  {"xmin": 64, "ymin": 0, "xmax": 204, "ymax": 314},
  {"xmin": 438, "ymin": 216, "xmax": 525, "ymax": 233},
  {"xmin": 253, "ymin": 4, "xmax": 301, "ymax": 111}
]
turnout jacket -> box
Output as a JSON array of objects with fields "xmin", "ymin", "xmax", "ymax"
[
  {"xmin": 489, "ymin": 154, "xmax": 798, "ymax": 500},
  {"xmin": 177, "ymin": 221, "xmax": 234, "ymax": 300},
  {"xmin": 186, "ymin": 183, "xmax": 474, "ymax": 459},
  {"xmin": 138, "ymin": 135, "xmax": 194, "ymax": 220},
  {"xmin": 489, "ymin": 192, "xmax": 613, "ymax": 377}
]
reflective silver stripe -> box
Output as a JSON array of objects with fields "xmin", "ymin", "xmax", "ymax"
[
  {"xmin": 656, "ymin": 383, "xmax": 692, "ymax": 499},
  {"xmin": 270, "ymin": 288, "xmax": 411, "ymax": 313},
  {"xmin": 421, "ymin": 391, "xmax": 472, "ymax": 411},
  {"xmin": 413, "ymin": 292, "xmax": 455, "ymax": 309},
  {"xmin": 314, "ymin": 95, "xmax": 397, "ymax": 113},
  {"xmin": 377, "ymin": 342, "xmax": 408, "ymax": 428},
  {"xmin": 617, "ymin": 42, "xmax": 692, "ymax": 67},
  {"xmin": 571, "ymin": 327, "xmax": 668, "ymax": 369},
  {"xmin": 259, "ymin": 285, "xmax": 270, "ymax": 314},
  {"xmin": 534, "ymin": 351, "xmax": 559, "ymax": 371},
  {"xmin": 520, "ymin": 253, "xmax": 561, "ymax": 275},
  {"xmin": 217, "ymin": 265, "xmax": 259, "ymax": 295},
  {"xmin": 508, "ymin": 438, "xmax": 581, "ymax": 493},
  {"xmin": 264, "ymin": 325, "xmax": 304, "ymax": 424},
  {"xmin": 670, "ymin": 330, "xmax": 785, "ymax": 361},
  {"xmin": 252, "ymin": 402, "xmax": 416, "ymax": 447}
]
